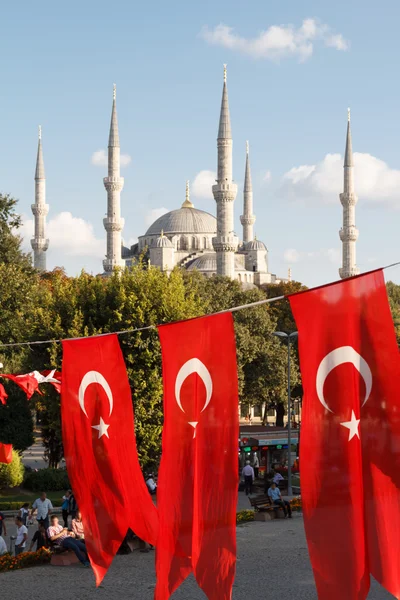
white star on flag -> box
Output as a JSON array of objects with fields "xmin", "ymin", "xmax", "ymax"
[
  {"xmin": 340, "ymin": 410, "xmax": 360, "ymax": 441},
  {"xmin": 92, "ymin": 417, "xmax": 110, "ymax": 439}
]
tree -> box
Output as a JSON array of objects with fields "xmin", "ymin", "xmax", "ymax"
[
  {"xmin": 0, "ymin": 193, "xmax": 32, "ymax": 269},
  {"xmin": 0, "ymin": 449, "xmax": 24, "ymax": 489},
  {"xmin": 0, "ymin": 385, "xmax": 34, "ymax": 452},
  {"xmin": 386, "ymin": 281, "xmax": 400, "ymax": 346}
]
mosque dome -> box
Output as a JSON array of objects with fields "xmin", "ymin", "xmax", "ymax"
[
  {"xmin": 246, "ymin": 239, "xmax": 267, "ymax": 251},
  {"xmin": 187, "ymin": 253, "xmax": 245, "ymax": 272},
  {"xmin": 155, "ymin": 232, "xmax": 173, "ymax": 248},
  {"xmin": 144, "ymin": 180, "xmax": 216, "ymax": 237},
  {"xmin": 145, "ymin": 207, "xmax": 216, "ymax": 237}
]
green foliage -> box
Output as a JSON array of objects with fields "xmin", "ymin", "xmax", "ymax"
[
  {"xmin": 24, "ymin": 468, "xmax": 70, "ymax": 492},
  {"xmin": 0, "ymin": 193, "xmax": 32, "ymax": 269},
  {"xmin": 0, "ymin": 385, "xmax": 34, "ymax": 452},
  {"xmin": 236, "ymin": 509, "xmax": 254, "ymax": 524},
  {"xmin": 386, "ymin": 281, "xmax": 400, "ymax": 346},
  {"xmin": 0, "ymin": 501, "xmax": 25, "ymax": 510},
  {"xmin": 0, "ymin": 450, "xmax": 24, "ymax": 489}
]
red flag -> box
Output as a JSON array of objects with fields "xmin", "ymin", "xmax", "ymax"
[
  {"xmin": 1, "ymin": 372, "xmax": 41, "ymax": 399},
  {"xmin": 0, "ymin": 383, "xmax": 8, "ymax": 405},
  {"xmin": 0, "ymin": 443, "xmax": 12, "ymax": 464},
  {"xmin": 289, "ymin": 270, "xmax": 400, "ymax": 599},
  {"xmin": 61, "ymin": 334, "xmax": 158, "ymax": 585},
  {"xmin": 40, "ymin": 370, "xmax": 62, "ymax": 393},
  {"xmin": 155, "ymin": 313, "xmax": 239, "ymax": 600}
]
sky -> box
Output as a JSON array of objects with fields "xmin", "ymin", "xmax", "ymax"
[{"xmin": 2, "ymin": 0, "xmax": 400, "ymax": 287}]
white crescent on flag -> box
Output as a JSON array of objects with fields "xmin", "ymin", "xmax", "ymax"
[
  {"xmin": 175, "ymin": 358, "xmax": 213, "ymax": 415},
  {"xmin": 316, "ymin": 346, "xmax": 372, "ymax": 413},
  {"xmin": 78, "ymin": 371, "xmax": 114, "ymax": 418}
]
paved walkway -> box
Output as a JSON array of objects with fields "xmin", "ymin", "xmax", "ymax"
[{"xmin": 0, "ymin": 514, "xmax": 393, "ymax": 599}]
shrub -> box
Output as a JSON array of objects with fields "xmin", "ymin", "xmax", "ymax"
[
  {"xmin": 0, "ymin": 502, "xmax": 25, "ymax": 511},
  {"xmin": 0, "ymin": 450, "xmax": 24, "ymax": 489},
  {"xmin": 24, "ymin": 468, "xmax": 70, "ymax": 492},
  {"xmin": 0, "ymin": 548, "xmax": 51, "ymax": 572},
  {"xmin": 236, "ymin": 510, "xmax": 255, "ymax": 524},
  {"xmin": 290, "ymin": 496, "xmax": 302, "ymax": 511}
]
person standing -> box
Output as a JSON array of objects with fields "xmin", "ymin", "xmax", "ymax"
[
  {"xmin": 18, "ymin": 503, "xmax": 30, "ymax": 526},
  {"xmin": 267, "ymin": 482, "xmax": 292, "ymax": 518},
  {"xmin": 31, "ymin": 492, "xmax": 53, "ymax": 530},
  {"xmin": 253, "ymin": 453, "xmax": 260, "ymax": 479},
  {"xmin": 68, "ymin": 490, "xmax": 78, "ymax": 520},
  {"xmin": 242, "ymin": 460, "xmax": 255, "ymax": 496},
  {"xmin": 146, "ymin": 474, "xmax": 157, "ymax": 495},
  {"xmin": 61, "ymin": 491, "xmax": 70, "ymax": 528},
  {"xmin": 0, "ymin": 535, "xmax": 7, "ymax": 555},
  {"xmin": 0, "ymin": 511, "xmax": 7, "ymax": 538},
  {"xmin": 29, "ymin": 523, "xmax": 48, "ymax": 552},
  {"xmin": 14, "ymin": 516, "xmax": 28, "ymax": 555}
]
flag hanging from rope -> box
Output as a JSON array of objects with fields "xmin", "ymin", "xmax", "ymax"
[
  {"xmin": 155, "ymin": 313, "xmax": 239, "ymax": 600},
  {"xmin": 0, "ymin": 442, "xmax": 12, "ymax": 464},
  {"xmin": 61, "ymin": 334, "xmax": 158, "ymax": 585},
  {"xmin": 289, "ymin": 270, "xmax": 400, "ymax": 600}
]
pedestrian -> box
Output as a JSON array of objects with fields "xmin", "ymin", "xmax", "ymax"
[
  {"xmin": 146, "ymin": 474, "xmax": 157, "ymax": 495},
  {"xmin": 29, "ymin": 522, "xmax": 48, "ymax": 552},
  {"xmin": 267, "ymin": 482, "xmax": 292, "ymax": 518},
  {"xmin": 0, "ymin": 510, "xmax": 7, "ymax": 537},
  {"xmin": 0, "ymin": 535, "xmax": 7, "ymax": 555},
  {"xmin": 68, "ymin": 490, "xmax": 78, "ymax": 520},
  {"xmin": 47, "ymin": 515, "xmax": 90, "ymax": 567},
  {"xmin": 253, "ymin": 453, "xmax": 260, "ymax": 479},
  {"xmin": 14, "ymin": 516, "xmax": 28, "ymax": 555},
  {"xmin": 18, "ymin": 503, "xmax": 30, "ymax": 526},
  {"xmin": 61, "ymin": 491, "xmax": 70, "ymax": 528},
  {"xmin": 30, "ymin": 492, "xmax": 53, "ymax": 530},
  {"xmin": 242, "ymin": 460, "xmax": 255, "ymax": 496}
]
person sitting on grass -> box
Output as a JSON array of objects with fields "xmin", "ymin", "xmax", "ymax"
[
  {"xmin": 47, "ymin": 515, "xmax": 90, "ymax": 567},
  {"xmin": 29, "ymin": 522, "xmax": 48, "ymax": 552},
  {"xmin": 267, "ymin": 482, "xmax": 292, "ymax": 518},
  {"xmin": 71, "ymin": 511, "xmax": 85, "ymax": 540}
]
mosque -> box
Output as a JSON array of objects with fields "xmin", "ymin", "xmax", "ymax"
[{"xmin": 30, "ymin": 68, "xmax": 358, "ymax": 284}]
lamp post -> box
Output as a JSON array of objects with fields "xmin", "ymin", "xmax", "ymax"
[{"xmin": 272, "ymin": 331, "xmax": 298, "ymax": 496}]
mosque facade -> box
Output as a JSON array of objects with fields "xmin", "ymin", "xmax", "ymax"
[{"xmin": 30, "ymin": 69, "xmax": 358, "ymax": 284}]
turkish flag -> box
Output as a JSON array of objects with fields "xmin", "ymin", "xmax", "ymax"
[
  {"xmin": 1, "ymin": 372, "xmax": 41, "ymax": 399},
  {"xmin": 0, "ymin": 383, "xmax": 8, "ymax": 405},
  {"xmin": 61, "ymin": 334, "xmax": 158, "ymax": 585},
  {"xmin": 0, "ymin": 442, "xmax": 12, "ymax": 464},
  {"xmin": 40, "ymin": 370, "xmax": 62, "ymax": 393},
  {"xmin": 155, "ymin": 313, "xmax": 239, "ymax": 600},
  {"xmin": 289, "ymin": 270, "xmax": 400, "ymax": 599}
]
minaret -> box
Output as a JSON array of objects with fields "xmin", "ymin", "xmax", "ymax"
[
  {"xmin": 31, "ymin": 126, "xmax": 49, "ymax": 270},
  {"xmin": 103, "ymin": 84, "xmax": 125, "ymax": 273},
  {"xmin": 339, "ymin": 108, "xmax": 359, "ymax": 279},
  {"xmin": 212, "ymin": 65, "xmax": 238, "ymax": 279},
  {"xmin": 240, "ymin": 141, "xmax": 256, "ymax": 244}
]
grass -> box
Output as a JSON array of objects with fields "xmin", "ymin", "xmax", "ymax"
[{"xmin": 0, "ymin": 489, "xmax": 63, "ymax": 506}]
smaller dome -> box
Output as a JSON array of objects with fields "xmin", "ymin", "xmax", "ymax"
[
  {"xmin": 187, "ymin": 253, "xmax": 246, "ymax": 272},
  {"xmin": 246, "ymin": 239, "xmax": 267, "ymax": 251},
  {"xmin": 156, "ymin": 232, "xmax": 173, "ymax": 248}
]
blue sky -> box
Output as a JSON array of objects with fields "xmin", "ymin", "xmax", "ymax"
[{"xmin": 2, "ymin": 0, "xmax": 400, "ymax": 286}]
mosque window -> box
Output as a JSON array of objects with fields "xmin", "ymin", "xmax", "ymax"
[{"xmin": 203, "ymin": 237, "xmax": 207, "ymax": 249}]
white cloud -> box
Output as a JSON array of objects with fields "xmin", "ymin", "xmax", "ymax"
[
  {"xmin": 263, "ymin": 170, "xmax": 272, "ymax": 183},
  {"xmin": 199, "ymin": 18, "xmax": 349, "ymax": 62},
  {"xmin": 284, "ymin": 248, "xmax": 300, "ymax": 263},
  {"xmin": 144, "ymin": 208, "xmax": 169, "ymax": 226},
  {"xmin": 281, "ymin": 152, "xmax": 400, "ymax": 208},
  {"xmin": 192, "ymin": 170, "xmax": 216, "ymax": 199},
  {"xmin": 91, "ymin": 149, "xmax": 132, "ymax": 168},
  {"xmin": 20, "ymin": 212, "xmax": 104, "ymax": 258},
  {"xmin": 284, "ymin": 247, "xmax": 340, "ymax": 265}
]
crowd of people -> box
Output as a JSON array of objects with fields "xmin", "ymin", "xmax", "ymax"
[{"xmin": 0, "ymin": 489, "xmax": 89, "ymax": 565}]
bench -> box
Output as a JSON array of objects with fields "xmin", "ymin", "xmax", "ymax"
[
  {"xmin": 50, "ymin": 545, "xmax": 80, "ymax": 566},
  {"xmin": 248, "ymin": 494, "xmax": 285, "ymax": 521}
]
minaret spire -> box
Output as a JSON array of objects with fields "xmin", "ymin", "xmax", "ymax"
[
  {"xmin": 103, "ymin": 84, "xmax": 125, "ymax": 273},
  {"xmin": 240, "ymin": 140, "xmax": 256, "ymax": 244},
  {"xmin": 212, "ymin": 65, "xmax": 238, "ymax": 279},
  {"xmin": 339, "ymin": 108, "xmax": 359, "ymax": 279},
  {"xmin": 31, "ymin": 126, "xmax": 49, "ymax": 270}
]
